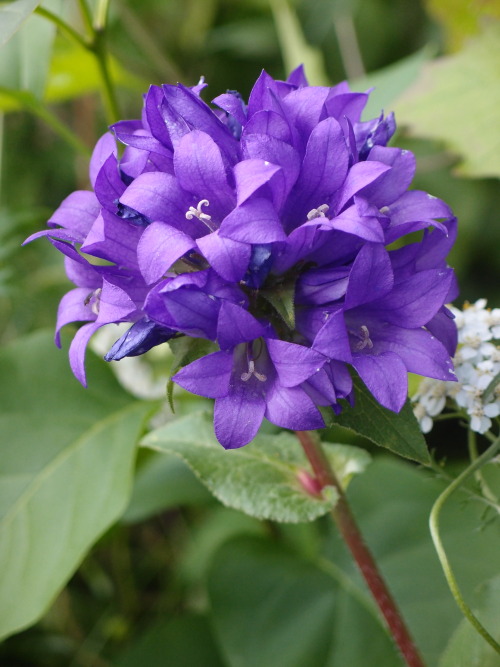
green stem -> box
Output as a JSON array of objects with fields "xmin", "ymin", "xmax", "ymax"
[
  {"xmin": 35, "ymin": 6, "xmax": 89, "ymax": 49},
  {"xmin": 429, "ymin": 435, "xmax": 500, "ymax": 654},
  {"xmin": 77, "ymin": 0, "xmax": 95, "ymax": 38},
  {"xmin": 94, "ymin": 0, "xmax": 112, "ymax": 31},
  {"xmin": 30, "ymin": 103, "xmax": 91, "ymax": 157},
  {"xmin": 296, "ymin": 430, "xmax": 427, "ymax": 667}
]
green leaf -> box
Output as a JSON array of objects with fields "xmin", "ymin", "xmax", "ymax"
[
  {"xmin": 115, "ymin": 614, "xmax": 225, "ymax": 667},
  {"xmin": 350, "ymin": 47, "xmax": 433, "ymax": 121},
  {"xmin": 438, "ymin": 575, "xmax": 500, "ymax": 667},
  {"xmin": 0, "ymin": 330, "xmax": 150, "ymax": 640},
  {"xmin": 0, "ymin": 0, "xmax": 40, "ymax": 48},
  {"xmin": 328, "ymin": 375, "xmax": 429, "ymax": 464},
  {"xmin": 45, "ymin": 40, "xmax": 146, "ymax": 104},
  {"xmin": 208, "ymin": 536, "xmax": 401, "ymax": 667},
  {"xmin": 394, "ymin": 22, "xmax": 500, "ymax": 178},
  {"xmin": 260, "ymin": 280, "xmax": 296, "ymax": 330},
  {"xmin": 122, "ymin": 451, "xmax": 212, "ymax": 523},
  {"xmin": 0, "ymin": 0, "xmax": 61, "ymax": 100},
  {"xmin": 425, "ymin": 0, "xmax": 500, "ymax": 52},
  {"xmin": 141, "ymin": 411, "xmax": 371, "ymax": 523},
  {"xmin": 209, "ymin": 458, "xmax": 500, "ymax": 666}
]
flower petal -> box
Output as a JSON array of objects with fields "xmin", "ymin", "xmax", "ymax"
[{"xmin": 173, "ymin": 351, "xmax": 233, "ymax": 398}]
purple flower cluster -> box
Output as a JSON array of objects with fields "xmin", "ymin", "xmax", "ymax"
[{"xmin": 27, "ymin": 67, "xmax": 458, "ymax": 448}]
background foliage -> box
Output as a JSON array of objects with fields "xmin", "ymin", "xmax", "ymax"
[{"xmin": 1, "ymin": 0, "xmax": 499, "ymax": 665}]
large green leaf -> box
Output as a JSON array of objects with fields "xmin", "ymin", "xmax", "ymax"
[
  {"xmin": 329, "ymin": 375, "xmax": 429, "ymax": 464},
  {"xmin": 208, "ymin": 536, "xmax": 401, "ymax": 667},
  {"xmin": 208, "ymin": 458, "xmax": 500, "ymax": 667},
  {"xmin": 0, "ymin": 330, "xmax": 150, "ymax": 640},
  {"xmin": 394, "ymin": 22, "xmax": 500, "ymax": 178},
  {"xmin": 438, "ymin": 575, "xmax": 500, "ymax": 667},
  {"xmin": 0, "ymin": 0, "xmax": 40, "ymax": 48},
  {"xmin": 141, "ymin": 411, "xmax": 371, "ymax": 523},
  {"xmin": 115, "ymin": 614, "xmax": 225, "ymax": 667},
  {"xmin": 0, "ymin": 1, "xmax": 60, "ymax": 100}
]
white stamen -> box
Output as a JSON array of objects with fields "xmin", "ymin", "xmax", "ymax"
[
  {"xmin": 186, "ymin": 199, "xmax": 212, "ymax": 222},
  {"xmin": 307, "ymin": 204, "xmax": 329, "ymax": 221},
  {"xmin": 355, "ymin": 325, "xmax": 373, "ymax": 350},
  {"xmin": 241, "ymin": 359, "xmax": 267, "ymax": 382}
]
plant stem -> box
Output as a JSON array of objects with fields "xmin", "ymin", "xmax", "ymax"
[
  {"xmin": 429, "ymin": 435, "xmax": 500, "ymax": 654},
  {"xmin": 35, "ymin": 6, "xmax": 89, "ymax": 49},
  {"xmin": 296, "ymin": 430, "xmax": 426, "ymax": 667}
]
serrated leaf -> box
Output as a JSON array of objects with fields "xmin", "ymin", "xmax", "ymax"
[
  {"xmin": 0, "ymin": 330, "xmax": 150, "ymax": 640},
  {"xmin": 328, "ymin": 375, "xmax": 429, "ymax": 464},
  {"xmin": 141, "ymin": 411, "xmax": 371, "ymax": 523},
  {"xmin": 394, "ymin": 22, "xmax": 500, "ymax": 178},
  {"xmin": 0, "ymin": 0, "xmax": 40, "ymax": 48}
]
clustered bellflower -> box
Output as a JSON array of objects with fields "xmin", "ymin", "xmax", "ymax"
[{"xmin": 26, "ymin": 67, "xmax": 458, "ymax": 449}]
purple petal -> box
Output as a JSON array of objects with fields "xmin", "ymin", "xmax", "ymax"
[
  {"xmin": 94, "ymin": 153, "xmax": 126, "ymax": 211},
  {"xmin": 81, "ymin": 209, "xmax": 142, "ymax": 268},
  {"xmin": 282, "ymin": 86, "xmax": 331, "ymax": 138},
  {"xmin": 174, "ymin": 130, "xmax": 236, "ymax": 217},
  {"xmin": 119, "ymin": 172, "xmax": 201, "ymax": 234},
  {"xmin": 197, "ymin": 231, "xmax": 251, "ymax": 282},
  {"xmin": 69, "ymin": 321, "xmax": 102, "ymax": 387},
  {"xmin": 219, "ymin": 197, "xmax": 286, "ymax": 244},
  {"xmin": 369, "ymin": 323, "xmax": 456, "ymax": 380},
  {"xmin": 297, "ymin": 117, "xmax": 348, "ymax": 203},
  {"xmin": 49, "ymin": 190, "xmax": 100, "ymax": 237},
  {"xmin": 334, "ymin": 161, "xmax": 391, "ymax": 213},
  {"xmin": 312, "ymin": 308, "xmax": 352, "ymax": 362},
  {"xmin": 352, "ymin": 351, "xmax": 408, "ymax": 412},
  {"xmin": 162, "ymin": 83, "xmax": 239, "ymax": 161},
  {"xmin": 369, "ymin": 268, "xmax": 453, "ymax": 328},
  {"xmin": 212, "ymin": 92, "xmax": 247, "ymax": 127},
  {"xmin": 137, "ymin": 222, "xmax": 197, "ymax": 284},
  {"xmin": 359, "ymin": 146, "xmax": 416, "ymax": 207},
  {"xmin": 214, "ymin": 388, "xmax": 266, "ymax": 449},
  {"xmin": 426, "ymin": 307, "xmax": 458, "ymax": 356},
  {"xmin": 265, "ymin": 383, "xmax": 325, "ymax": 430},
  {"xmin": 241, "ymin": 134, "xmax": 300, "ymax": 211},
  {"xmin": 384, "ymin": 191, "xmax": 452, "ymax": 244},
  {"xmin": 217, "ymin": 301, "xmax": 266, "ymax": 350},
  {"xmin": 233, "ymin": 159, "xmax": 281, "ymax": 206},
  {"xmin": 55, "ymin": 287, "xmax": 96, "ymax": 346},
  {"xmin": 266, "ymin": 339, "xmax": 327, "ymax": 387},
  {"xmin": 173, "ymin": 351, "xmax": 233, "ymax": 398},
  {"xmin": 105, "ymin": 319, "xmax": 175, "ymax": 360},
  {"xmin": 97, "ymin": 279, "xmax": 138, "ymax": 323},
  {"xmin": 89, "ymin": 132, "xmax": 117, "ymax": 187},
  {"xmin": 345, "ymin": 244, "xmax": 394, "ymax": 310},
  {"xmin": 323, "ymin": 201, "xmax": 385, "ymax": 243},
  {"xmin": 244, "ymin": 110, "xmax": 292, "ymax": 143}
]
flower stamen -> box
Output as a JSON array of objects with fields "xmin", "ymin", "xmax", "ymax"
[
  {"xmin": 354, "ymin": 325, "xmax": 374, "ymax": 350},
  {"xmin": 84, "ymin": 288, "xmax": 102, "ymax": 315},
  {"xmin": 186, "ymin": 199, "xmax": 215, "ymax": 231},
  {"xmin": 241, "ymin": 359, "xmax": 267, "ymax": 382},
  {"xmin": 307, "ymin": 204, "xmax": 329, "ymax": 221}
]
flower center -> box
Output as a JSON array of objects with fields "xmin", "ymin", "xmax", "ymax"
[
  {"xmin": 307, "ymin": 204, "xmax": 329, "ymax": 221},
  {"xmin": 240, "ymin": 359, "xmax": 267, "ymax": 382},
  {"xmin": 353, "ymin": 325, "xmax": 373, "ymax": 350},
  {"xmin": 185, "ymin": 199, "xmax": 215, "ymax": 232}
]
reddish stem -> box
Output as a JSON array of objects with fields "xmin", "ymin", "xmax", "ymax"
[{"xmin": 296, "ymin": 430, "xmax": 426, "ymax": 667}]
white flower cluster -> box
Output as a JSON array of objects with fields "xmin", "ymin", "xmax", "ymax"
[{"xmin": 412, "ymin": 299, "xmax": 500, "ymax": 434}]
